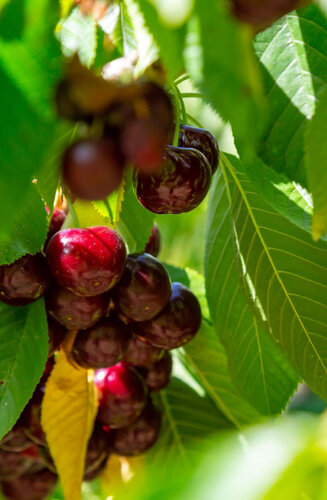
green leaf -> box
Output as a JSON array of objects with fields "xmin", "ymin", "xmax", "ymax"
[
  {"xmin": 117, "ymin": 171, "xmax": 154, "ymax": 252},
  {"xmin": 217, "ymin": 152, "xmax": 327, "ymax": 404},
  {"xmin": 58, "ymin": 7, "xmax": 97, "ymax": 68},
  {"xmin": 60, "ymin": 0, "xmax": 74, "ymax": 18},
  {"xmin": 134, "ymin": 0, "xmax": 185, "ymax": 79},
  {"xmin": 0, "ymin": 300, "xmax": 48, "ymax": 440},
  {"xmin": 254, "ymin": 4, "xmax": 327, "ymax": 185},
  {"xmin": 186, "ymin": 1, "xmax": 262, "ymax": 146},
  {"xmin": 205, "ymin": 164, "xmax": 299, "ymax": 415},
  {"xmin": 99, "ymin": 1, "xmax": 136, "ymax": 55},
  {"xmin": 305, "ymin": 86, "xmax": 327, "ymax": 240}
]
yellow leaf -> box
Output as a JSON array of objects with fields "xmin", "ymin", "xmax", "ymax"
[
  {"xmin": 41, "ymin": 351, "xmax": 98, "ymax": 500},
  {"xmin": 60, "ymin": 0, "xmax": 74, "ymax": 18},
  {"xmin": 101, "ymin": 454, "xmax": 145, "ymax": 499}
]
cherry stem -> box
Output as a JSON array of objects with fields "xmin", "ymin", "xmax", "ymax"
[
  {"xmin": 175, "ymin": 85, "xmax": 187, "ymax": 125},
  {"xmin": 186, "ymin": 113, "xmax": 204, "ymax": 129},
  {"xmin": 181, "ymin": 92, "xmax": 203, "ymax": 99},
  {"xmin": 174, "ymin": 74, "xmax": 190, "ymax": 85},
  {"xmin": 170, "ymin": 84, "xmax": 181, "ymax": 147},
  {"xmin": 62, "ymin": 186, "xmax": 80, "ymax": 228}
]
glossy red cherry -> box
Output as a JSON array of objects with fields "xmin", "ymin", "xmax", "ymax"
[
  {"xmin": 123, "ymin": 335, "xmax": 163, "ymax": 368},
  {"xmin": 144, "ymin": 223, "xmax": 161, "ymax": 257},
  {"xmin": 112, "ymin": 253, "xmax": 171, "ymax": 322},
  {"xmin": 120, "ymin": 83, "xmax": 174, "ymax": 173},
  {"xmin": 135, "ymin": 282, "xmax": 202, "ymax": 349},
  {"xmin": 1, "ymin": 468, "xmax": 57, "ymax": 500},
  {"xmin": 0, "ymin": 254, "xmax": 50, "ymax": 306},
  {"xmin": 46, "ymin": 226, "xmax": 127, "ymax": 296},
  {"xmin": 178, "ymin": 124, "xmax": 219, "ymax": 174},
  {"xmin": 134, "ymin": 146, "xmax": 211, "ymax": 214},
  {"xmin": 139, "ymin": 351, "xmax": 172, "ymax": 393},
  {"xmin": 71, "ymin": 314, "xmax": 130, "ymax": 369},
  {"xmin": 111, "ymin": 401, "xmax": 161, "ymax": 456},
  {"xmin": 45, "ymin": 209, "xmax": 66, "ymax": 248},
  {"xmin": 95, "ymin": 363, "xmax": 147, "ymax": 429},
  {"xmin": 47, "ymin": 317, "xmax": 66, "ymax": 356},
  {"xmin": 46, "ymin": 284, "xmax": 109, "ymax": 330},
  {"xmin": 62, "ymin": 139, "xmax": 125, "ymax": 201}
]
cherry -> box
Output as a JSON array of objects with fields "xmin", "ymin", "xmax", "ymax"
[
  {"xmin": 135, "ymin": 282, "xmax": 202, "ymax": 349},
  {"xmin": 0, "ymin": 254, "xmax": 50, "ymax": 306},
  {"xmin": 134, "ymin": 146, "xmax": 212, "ymax": 214},
  {"xmin": 55, "ymin": 79, "xmax": 93, "ymax": 123},
  {"xmin": 0, "ymin": 422, "xmax": 32, "ymax": 453},
  {"xmin": 46, "ymin": 284, "xmax": 109, "ymax": 330},
  {"xmin": 47, "ymin": 317, "xmax": 66, "ymax": 356},
  {"xmin": 62, "ymin": 139, "xmax": 125, "ymax": 201},
  {"xmin": 95, "ymin": 363, "xmax": 147, "ymax": 429},
  {"xmin": 120, "ymin": 83, "xmax": 174, "ymax": 173},
  {"xmin": 83, "ymin": 459, "xmax": 107, "ymax": 481},
  {"xmin": 45, "ymin": 209, "xmax": 66, "ymax": 248},
  {"xmin": 46, "ymin": 226, "xmax": 127, "ymax": 296},
  {"xmin": 71, "ymin": 313, "xmax": 130, "ymax": 369},
  {"xmin": 123, "ymin": 334, "xmax": 163, "ymax": 368},
  {"xmin": 112, "ymin": 253, "xmax": 171, "ymax": 322},
  {"xmin": 84, "ymin": 422, "xmax": 111, "ymax": 477},
  {"xmin": 111, "ymin": 400, "xmax": 161, "ymax": 456},
  {"xmin": 178, "ymin": 124, "xmax": 219, "ymax": 174},
  {"xmin": 0, "ymin": 449, "xmax": 33, "ymax": 480},
  {"xmin": 144, "ymin": 223, "xmax": 161, "ymax": 257},
  {"xmin": 22, "ymin": 384, "xmax": 46, "ymax": 447},
  {"xmin": 1, "ymin": 468, "xmax": 57, "ymax": 500},
  {"xmin": 139, "ymin": 351, "xmax": 172, "ymax": 393},
  {"xmin": 231, "ymin": 0, "xmax": 300, "ymax": 27}
]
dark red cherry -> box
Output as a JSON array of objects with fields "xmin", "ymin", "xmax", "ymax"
[
  {"xmin": 231, "ymin": 0, "xmax": 301, "ymax": 27},
  {"xmin": 1, "ymin": 468, "xmax": 57, "ymax": 500},
  {"xmin": 178, "ymin": 124, "xmax": 219, "ymax": 174},
  {"xmin": 0, "ymin": 422, "xmax": 32, "ymax": 453},
  {"xmin": 55, "ymin": 79, "xmax": 93, "ymax": 123},
  {"xmin": 62, "ymin": 139, "xmax": 125, "ymax": 201},
  {"xmin": 45, "ymin": 209, "xmax": 66, "ymax": 248},
  {"xmin": 120, "ymin": 83, "xmax": 174, "ymax": 173},
  {"xmin": 0, "ymin": 254, "xmax": 50, "ymax": 306},
  {"xmin": 47, "ymin": 317, "xmax": 66, "ymax": 356},
  {"xmin": 112, "ymin": 253, "xmax": 171, "ymax": 322},
  {"xmin": 144, "ymin": 223, "xmax": 161, "ymax": 257},
  {"xmin": 111, "ymin": 401, "xmax": 161, "ymax": 456},
  {"xmin": 46, "ymin": 226, "xmax": 127, "ymax": 296},
  {"xmin": 83, "ymin": 459, "xmax": 107, "ymax": 481},
  {"xmin": 22, "ymin": 385, "xmax": 46, "ymax": 447},
  {"xmin": 95, "ymin": 363, "xmax": 147, "ymax": 429},
  {"xmin": 71, "ymin": 314, "xmax": 130, "ymax": 369},
  {"xmin": 123, "ymin": 335, "xmax": 163, "ymax": 368},
  {"xmin": 139, "ymin": 351, "xmax": 172, "ymax": 393},
  {"xmin": 134, "ymin": 146, "xmax": 211, "ymax": 214},
  {"xmin": 135, "ymin": 282, "xmax": 201, "ymax": 349},
  {"xmin": 0, "ymin": 450, "xmax": 33, "ymax": 480},
  {"xmin": 46, "ymin": 284, "xmax": 109, "ymax": 330},
  {"xmin": 84, "ymin": 422, "xmax": 111, "ymax": 477}
]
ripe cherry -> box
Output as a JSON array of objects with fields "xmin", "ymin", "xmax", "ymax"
[
  {"xmin": 123, "ymin": 335, "xmax": 163, "ymax": 368},
  {"xmin": 144, "ymin": 223, "xmax": 161, "ymax": 257},
  {"xmin": 47, "ymin": 317, "xmax": 66, "ymax": 356},
  {"xmin": 45, "ymin": 209, "xmax": 66, "ymax": 248},
  {"xmin": 46, "ymin": 284, "xmax": 109, "ymax": 330},
  {"xmin": 84, "ymin": 422, "xmax": 111, "ymax": 477},
  {"xmin": 134, "ymin": 146, "xmax": 211, "ymax": 214},
  {"xmin": 95, "ymin": 363, "xmax": 147, "ymax": 429},
  {"xmin": 0, "ymin": 449, "xmax": 33, "ymax": 480},
  {"xmin": 46, "ymin": 226, "xmax": 127, "ymax": 296},
  {"xmin": 112, "ymin": 253, "xmax": 171, "ymax": 322},
  {"xmin": 135, "ymin": 282, "xmax": 202, "ymax": 349},
  {"xmin": 0, "ymin": 418, "xmax": 32, "ymax": 453},
  {"xmin": 0, "ymin": 254, "xmax": 50, "ymax": 306},
  {"xmin": 231, "ymin": 0, "xmax": 300, "ymax": 27},
  {"xmin": 178, "ymin": 124, "xmax": 219, "ymax": 174},
  {"xmin": 1, "ymin": 468, "xmax": 57, "ymax": 500},
  {"xmin": 62, "ymin": 139, "xmax": 125, "ymax": 201},
  {"xmin": 22, "ymin": 384, "xmax": 46, "ymax": 447},
  {"xmin": 111, "ymin": 400, "xmax": 161, "ymax": 456},
  {"xmin": 139, "ymin": 351, "xmax": 172, "ymax": 393},
  {"xmin": 72, "ymin": 314, "xmax": 130, "ymax": 369}
]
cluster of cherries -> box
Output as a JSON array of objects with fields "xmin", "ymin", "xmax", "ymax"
[
  {"xmin": 0, "ymin": 206, "xmax": 201, "ymax": 498},
  {"xmin": 58, "ymin": 76, "xmax": 219, "ymax": 214}
]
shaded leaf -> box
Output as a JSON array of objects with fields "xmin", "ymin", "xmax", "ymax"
[
  {"xmin": 42, "ymin": 352, "xmax": 98, "ymax": 500},
  {"xmin": 0, "ymin": 300, "xmax": 48, "ymax": 440}
]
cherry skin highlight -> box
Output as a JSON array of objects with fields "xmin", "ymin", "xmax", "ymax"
[
  {"xmin": 94, "ymin": 363, "xmax": 147, "ymax": 429},
  {"xmin": 46, "ymin": 226, "xmax": 127, "ymax": 296},
  {"xmin": 111, "ymin": 400, "xmax": 161, "ymax": 456},
  {"xmin": 139, "ymin": 351, "xmax": 172, "ymax": 393},
  {"xmin": 0, "ymin": 254, "xmax": 50, "ymax": 306},
  {"xmin": 46, "ymin": 284, "xmax": 109, "ymax": 330},
  {"xmin": 178, "ymin": 124, "xmax": 220, "ymax": 174},
  {"xmin": 135, "ymin": 282, "xmax": 202, "ymax": 349},
  {"xmin": 134, "ymin": 146, "xmax": 212, "ymax": 214},
  {"xmin": 123, "ymin": 334, "xmax": 163, "ymax": 368},
  {"xmin": 72, "ymin": 313, "xmax": 130, "ymax": 369},
  {"xmin": 144, "ymin": 223, "xmax": 161, "ymax": 257},
  {"xmin": 112, "ymin": 253, "xmax": 171, "ymax": 322},
  {"xmin": 62, "ymin": 139, "xmax": 125, "ymax": 201}
]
